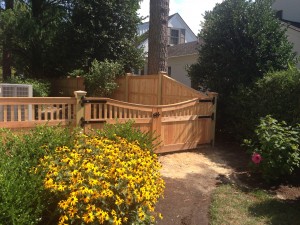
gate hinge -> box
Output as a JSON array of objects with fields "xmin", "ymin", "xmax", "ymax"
[
  {"xmin": 199, "ymin": 97, "xmax": 215, "ymax": 105},
  {"xmin": 198, "ymin": 113, "xmax": 214, "ymax": 120},
  {"xmin": 81, "ymin": 97, "xmax": 107, "ymax": 107},
  {"xmin": 80, "ymin": 117, "xmax": 106, "ymax": 127}
]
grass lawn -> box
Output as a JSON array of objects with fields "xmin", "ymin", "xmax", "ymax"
[{"xmin": 210, "ymin": 184, "xmax": 300, "ymax": 225}]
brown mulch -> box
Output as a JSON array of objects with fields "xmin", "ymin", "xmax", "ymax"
[{"xmin": 155, "ymin": 141, "xmax": 300, "ymax": 225}]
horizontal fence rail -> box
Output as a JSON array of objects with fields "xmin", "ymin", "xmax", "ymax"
[
  {"xmin": 0, "ymin": 90, "xmax": 217, "ymax": 153},
  {"xmin": 0, "ymin": 97, "xmax": 76, "ymax": 129}
]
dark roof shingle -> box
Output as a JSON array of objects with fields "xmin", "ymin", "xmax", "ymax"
[{"xmin": 168, "ymin": 40, "xmax": 202, "ymax": 57}]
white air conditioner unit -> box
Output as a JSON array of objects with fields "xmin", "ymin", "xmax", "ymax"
[{"xmin": 0, "ymin": 83, "xmax": 33, "ymax": 122}]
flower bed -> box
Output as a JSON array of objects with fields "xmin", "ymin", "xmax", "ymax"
[{"xmin": 0, "ymin": 123, "xmax": 165, "ymax": 225}]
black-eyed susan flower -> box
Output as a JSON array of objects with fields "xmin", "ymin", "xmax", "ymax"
[{"xmin": 37, "ymin": 134, "xmax": 165, "ymax": 224}]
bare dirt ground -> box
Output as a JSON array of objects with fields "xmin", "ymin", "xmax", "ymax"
[{"xmin": 155, "ymin": 141, "xmax": 300, "ymax": 225}]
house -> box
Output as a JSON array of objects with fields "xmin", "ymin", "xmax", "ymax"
[
  {"xmin": 167, "ymin": 41, "xmax": 200, "ymax": 87},
  {"xmin": 137, "ymin": 13, "xmax": 199, "ymax": 87},
  {"xmin": 272, "ymin": 0, "xmax": 300, "ymax": 68}
]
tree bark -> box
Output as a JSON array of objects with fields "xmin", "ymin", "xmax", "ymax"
[
  {"xmin": 2, "ymin": 0, "xmax": 14, "ymax": 81},
  {"xmin": 147, "ymin": 0, "xmax": 169, "ymax": 75}
]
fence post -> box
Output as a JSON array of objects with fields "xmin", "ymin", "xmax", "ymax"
[
  {"xmin": 158, "ymin": 72, "xmax": 166, "ymax": 105},
  {"xmin": 208, "ymin": 92, "xmax": 218, "ymax": 147},
  {"xmin": 74, "ymin": 90, "xmax": 87, "ymax": 127},
  {"xmin": 125, "ymin": 73, "xmax": 131, "ymax": 102}
]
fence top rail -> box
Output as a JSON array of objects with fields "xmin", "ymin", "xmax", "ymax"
[
  {"xmin": 86, "ymin": 97, "xmax": 155, "ymax": 111},
  {"xmin": 85, "ymin": 96, "xmax": 215, "ymax": 110},
  {"xmin": 0, "ymin": 97, "xmax": 76, "ymax": 105}
]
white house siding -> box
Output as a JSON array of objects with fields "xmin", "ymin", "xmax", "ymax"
[
  {"xmin": 273, "ymin": 0, "xmax": 300, "ymax": 23},
  {"xmin": 140, "ymin": 39, "xmax": 149, "ymax": 54},
  {"xmin": 138, "ymin": 22, "xmax": 150, "ymax": 35},
  {"xmin": 168, "ymin": 14, "xmax": 197, "ymax": 43},
  {"xmin": 167, "ymin": 54, "xmax": 197, "ymax": 87},
  {"xmin": 137, "ymin": 13, "xmax": 197, "ymax": 50}
]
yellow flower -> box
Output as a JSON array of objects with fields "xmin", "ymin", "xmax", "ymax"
[
  {"xmin": 113, "ymin": 216, "xmax": 122, "ymax": 225},
  {"xmin": 158, "ymin": 213, "xmax": 163, "ymax": 219},
  {"xmin": 57, "ymin": 184, "xmax": 66, "ymax": 191},
  {"xmin": 115, "ymin": 195, "xmax": 124, "ymax": 206},
  {"xmin": 58, "ymin": 200, "xmax": 69, "ymax": 210},
  {"xmin": 37, "ymin": 135, "xmax": 165, "ymax": 225},
  {"xmin": 44, "ymin": 177, "xmax": 54, "ymax": 189},
  {"xmin": 58, "ymin": 214, "xmax": 68, "ymax": 224},
  {"xmin": 67, "ymin": 207, "xmax": 78, "ymax": 218},
  {"xmin": 82, "ymin": 212, "xmax": 95, "ymax": 223},
  {"xmin": 88, "ymin": 178, "xmax": 99, "ymax": 186},
  {"xmin": 68, "ymin": 196, "xmax": 78, "ymax": 206},
  {"xmin": 95, "ymin": 208, "xmax": 109, "ymax": 223},
  {"xmin": 86, "ymin": 204, "xmax": 96, "ymax": 212},
  {"xmin": 138, "ymin": 207, "xmax": 146, "ymax": 221},
  {"xmin": 83, "ymin": 195, "xmax": 90, "ymax": 203}
]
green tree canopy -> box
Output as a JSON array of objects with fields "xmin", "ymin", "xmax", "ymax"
[
  {"xmin": 71, "ymin": 0, "xmax": 144, "ymax": 73},
  {"xmin": 187, "ymin": 0, "xmax": 296, "ymax": 138},
  {"xmin": 188, "ymin": 0, "xmax": 296, "ymax": 96},
  {"xmin": 0, "ymin": 0, "xmax": 144, "ymax": 79}
]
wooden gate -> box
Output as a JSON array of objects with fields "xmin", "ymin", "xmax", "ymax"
[{"xmin": 81, "ymin": 96, "xmax": 216, "ymax": 153}]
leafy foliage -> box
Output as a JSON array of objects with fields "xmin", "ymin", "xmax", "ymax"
[
  {"xmin": 228, "ymin": 66, "xmax": 300, "ymax": 139},
  {"xmin": 37, "ymin": 134, "xmax": 165, "ymax": 224},
  {"xmin": 0, "ymin": 0, "xmax": 73, "ymax": 78},
  {"xmin": 83, "ymin": 59, "xmax": 123, "ymax": 97},
  {"xmin": 0, "ymin": 122, "xmax": 163, "ymax": 225},
  {"xmin": 70, "ymin": 0, "xmax": 145, "ymax": 74},
  {"xmin": 243, "ymin": 116, "xmax": 300, "ymax": 181},
  {"xmin": 96, "ymin": 120, "xmax": 160, "ymax": 153},
  {"xmin": 0, "ymin": 0, "xmax": 144, "ymax": 79},
  {"xmin": 189, "ymin": 0, "xmax": 295, "ymax": 94},
  {"xmin": 188, "ymin": 0, "xmax": 296, "ymax": 137},
  {"xmin": 0, "ymin": 125, "xmax": 77, "ymax": 225},
  {"xmin": 7, "ymin": 75, "xmax": 51, "ymax": 97}
]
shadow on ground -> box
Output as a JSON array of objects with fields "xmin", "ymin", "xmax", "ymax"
[{"xmin": 156, "ymin": 140, "xmax": 300, "ymax": 225}]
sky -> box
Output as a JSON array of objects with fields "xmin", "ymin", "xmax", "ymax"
[{"xmin": 137, "ymin": 0, "xmax": 224, "ymax": 35}]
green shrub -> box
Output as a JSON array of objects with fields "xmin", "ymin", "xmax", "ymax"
[
  {"xmin": 37, "ymin": 134, "xmax": 165, "ymax": 224},
  {"xmin": 6, "ymin": 76, "xmax": 51, "ymax": 97},
  {"xmin": 84, "ymin": 59, "xmax": 123, "ymax": 97},
  {"xmin": 243, "ymin": 115, "xmax": 300, "ymax": 181},
  {"xmin": 68, "ymin": 69, "xmax": 84, "ymax": 78},
  {"xmin": 0, "ymin": 125, "xmax": 77, "ymax": 225},
  {"xmin": 95, "ymin": 120, "xmax": 159, "ymax": 153},
  {"xmin": 227, "ymin": 66, "xmax": 300, "ymax": 139}
]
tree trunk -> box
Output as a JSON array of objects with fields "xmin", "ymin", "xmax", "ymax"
[
  {"xmin": 147, "ymin": 0, "xmax": 169, "ymax": 75},
  {"xmin": 2, "ymin": 0, "xmax": 14, "ymax": 81}
]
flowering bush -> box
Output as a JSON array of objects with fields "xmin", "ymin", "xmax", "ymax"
[
  {"xmin": 243, "ymin": 115, "xmax": 300, "ymax": 181},
  {"xmin": 251, "ymin": 153, "xmax": 262, "ymax": 164},
  {"xmin": 0, "ymin": 125, "xmax": 77, "ymax": 225},
  {"xmin": 96, "ymin": 120, "xmax": 159, "ymax": 153},
  {"xmin": 37, "ymin": 134, "xmax": 165, "ymax": 224}
]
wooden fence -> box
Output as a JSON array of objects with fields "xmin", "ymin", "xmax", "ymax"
[
  {"xmin": 0, "ymin": 97, "xmax": 76, "ymax": 129},
  {"xmin": 81, "ymin": 95, "xmax": 216, "ymax": 153},
  {"xmin": 50, "ymin": 76, "xmax": 85, "ymax": 97},
  {"xmin": 0, "ymin": 91, "xmax": 217, "ymax": 153},
  {"xmin": 112, "ymin": 73, "xmax": 210, "ymax": 105}
]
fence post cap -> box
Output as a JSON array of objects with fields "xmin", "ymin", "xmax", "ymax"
[
  {"xmin": 74, "ymin": 90, "xmax": 87, "ymax": 98},
  {"xmin": 159, "ymin": 71, "xmax": 167, "ymax": 75}
]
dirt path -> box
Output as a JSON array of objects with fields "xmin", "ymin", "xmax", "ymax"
[{"xmin": 156, "ymin": 144, "xmax": 246, "ymax": 225}]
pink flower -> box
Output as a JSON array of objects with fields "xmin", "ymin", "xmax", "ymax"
[{"xmin": 252, "ymin": 153, "xmax": 262, "ymax": 164}]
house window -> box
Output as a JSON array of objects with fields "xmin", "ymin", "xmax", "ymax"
[
  {"xmin": 169, "ymin": 28, "xmax": 185, "ymax": 45},
  {"xmin": 168, "ymin": 66, "xmax": 171, "ymax": 76},
  {"xmin": 170, "ymin": 29, "xmax": 179, "ymax": 45}
]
